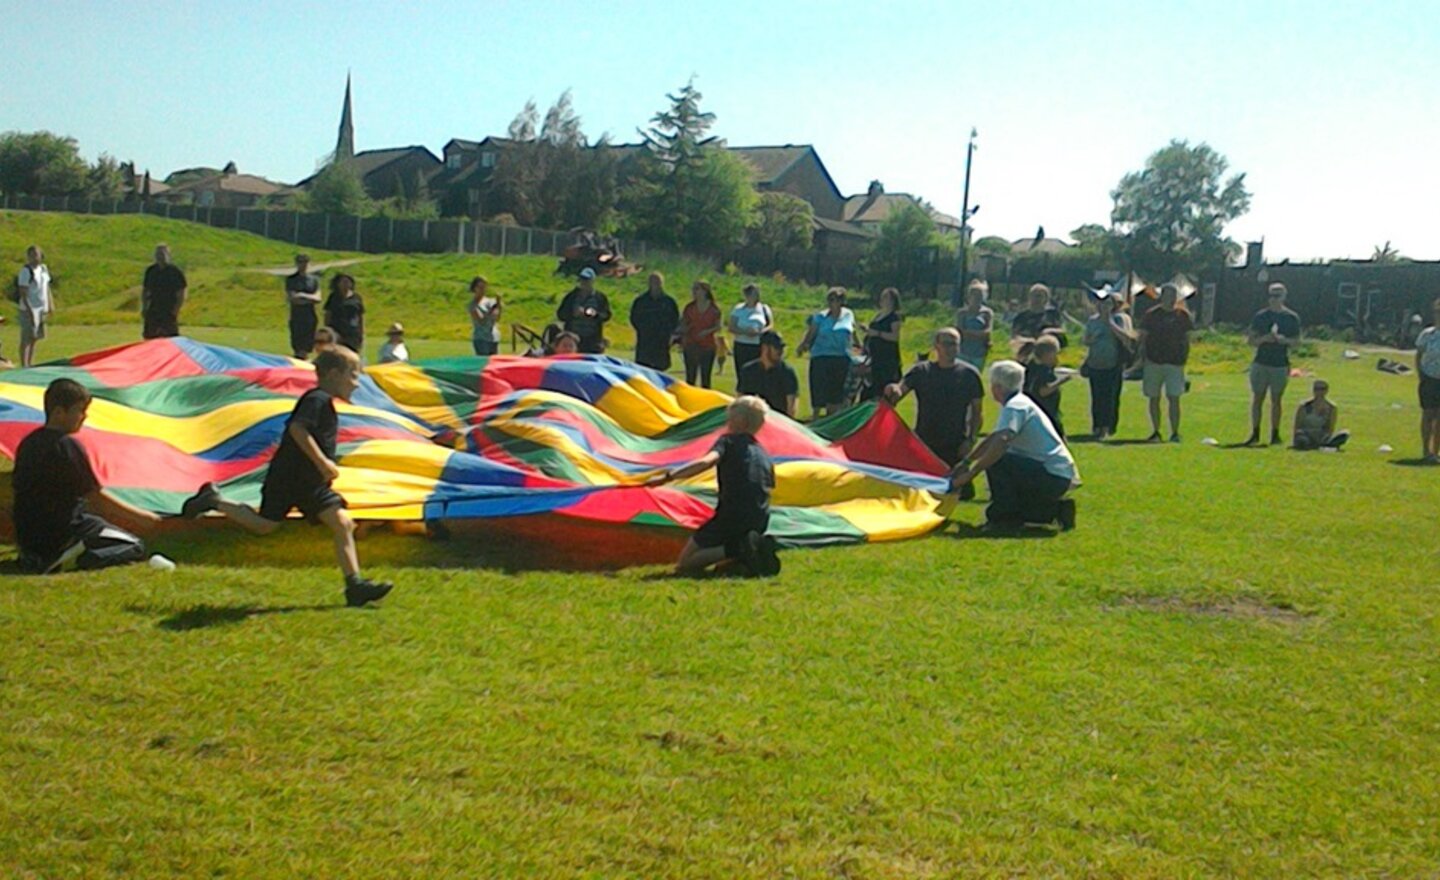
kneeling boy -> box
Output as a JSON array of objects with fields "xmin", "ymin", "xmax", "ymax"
[
  {"xmin": 13, "ymin": 379, "xmax": 159, "ymax": 572},
  {"xmin": 180, "ymin": 347, "xmax": 394, "ymax": 606},
  {"xmin": 648, "ymin": 395, "xmax": 780, "ymax": 576}
]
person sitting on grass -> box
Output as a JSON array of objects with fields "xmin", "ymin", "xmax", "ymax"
[
  {"xmin": 12, "ymin": 378, "xmax": 160, "ymax": 573},
  {"xmin": 1291, "ymin": 379, "xmax": 1350, "ymax": 450},
  {"xmin": 377, "ymin": 322, "xmax": 409, "ymax": 364},
  {"xmin": 177, "ymin": 347, "xmax": 394, "ymax": 607},
  {"xmin": 550, "ymin": 331, "xmax": 581, "ymax": 355},
  {"xmin": 647, "ymin": 395, "xmax": 781, "ymax": 577},
  {"xmin": 950, "ymin": 360, "xmax": 1080, "ymax": 533}
]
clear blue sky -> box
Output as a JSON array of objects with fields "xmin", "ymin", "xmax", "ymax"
[{"xmin": 3, "ymin": 0, "xmax": 1436, "ymax": 260}]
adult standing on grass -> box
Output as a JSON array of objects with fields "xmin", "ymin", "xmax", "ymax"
[
  {"xmin": 1012, "ymin": 283, "xmax": 1067, "ymax": 347},
  {"xmin": 728, "ymin": 283, "xmax": 773, "ymax": 377},
  {"xmin": 284, "ymin": 253, "xmax": 321, "ymax": 359},
  {"xmin": 468, "ymin": 276, "xmax": 502, "ymax": 356},
  {"xmin": 141, "ymin": 243, "xmax": 186, "ymax": 339},
  {"xmin": 323, "ymin": 273, "xmax": 365, "ymax": 358},
  {"xmin": 629, "ymin": 271, "xmax": 679, "ymax": 371},
  {"xmin": 679, "ymin": 280, "xmax": 722, "ymax": 388},
  {"xmin": 1245, "ymin": 282, "xmax": 1302, "ymax": 446},
  {"xmin": 1081, "ymin": 287, "xmax": 1135, "ymax": 440},
  {"xmin": 738, "ymin": 331, "xmax": 799, "ymax": 418},
  {"xmin": 14, "ymin": 245, "xmax": 53, "ymax": 368},
  {"xmin": 884, "ymin": 327, "xmax": 985, "ymax": 499},
  {"xmin": 949, "ymin": 359, "xmax": 1079, "ymax": 532},
  {"xmin": 557, "ymin": 267, "xmax": 611, "ymax": 354},
  {"xmin": 1138, "ymin": 282, "xmax": 1194, "ymax": 442},
  {"xmin": 796, "ymin": 287, "xmax": 858, "ymax": 419},
  {"xmin": 863, "ymin": 287, "xmax": 904, "ymax": 391},
  {"xmin": 954, "ymin": 279, "xmax": 994, "ymax": 369},
  {"xmin": 1414, "ymin": 295, "xmax": 1440, "ymax": 462}
]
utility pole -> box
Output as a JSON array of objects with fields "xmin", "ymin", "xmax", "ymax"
[{"xmin": 954, "ymin": 128, "xmax": 978, "ymax": 308}]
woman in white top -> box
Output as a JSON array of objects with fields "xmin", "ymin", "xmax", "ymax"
[
  {"xmin": 468, "ymin": 276, "xmax": 502, "ymax": 356},
  {"xmin": 728, "ymin": 283, "xmax": 773, "ymax": 378},
  {"xmin": 15, "ymin": 245, "xmax": 53, "ymax": 368}
]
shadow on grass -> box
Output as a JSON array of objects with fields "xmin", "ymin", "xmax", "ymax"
[
  {"xmin": 1388, "ymin": 458, "xmax": 1437, "ymax": 468},
  {"xmin": 949, "ymin": 523, "xmax": 1058, "ymax": 541},
  {"xmin": 126, "ymin": 602, "xmax": 341, "ymax": 631}
]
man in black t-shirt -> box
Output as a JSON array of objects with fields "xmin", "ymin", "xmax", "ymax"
[
  {"xmin": 179, "ymin": 347, "xmax": 395, "ymax": 607},
  {"xmin": 1244, "ymin": 282, "xmax": 1303, "ymax": 445},
  {"xmin": 629, "ymin": 272, "xmax": 679, "ymax": 370},
  {"xmin": 738, "ymin": 331, "xmax": 799, "ymax": 418},
  {"xmin": 648, "ymin": 395, "xmax": 780, "ymax": 577},
  {"xmin": 285, "ymin": 253, "xmax": 322, "ymax": 358},
  {"xmin": 885, "ymin": 328, "xmax": 985, "ymax": 498},
  {"xmin": 12, "ymin": 379, "xmax": 158, "ymax": 573},
  {"xmin": 557, "ymin": 268, "xmax": 612, "ymax": 354},
  {"xmin": 141, "ymin": 244, "xmax": 187, "ymax": 339}
]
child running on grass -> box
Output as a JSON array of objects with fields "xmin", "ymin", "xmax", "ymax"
[
  {"xmin": 179, "ymin": 347, "xmax": 394, "ymax": 607},
  {"xmin": 12, "ymin": 379, "xmax": 160, "ymax": 573},
  {"xmin": 647, "ymin": 395, "xmax": 781, "ymax": 576}
]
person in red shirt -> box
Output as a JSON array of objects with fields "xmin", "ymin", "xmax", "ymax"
[
  {"xmin": 1138, "ymin": 283, "xmax": 1195, "ymax": 442},
  {"xmin": 679, "ymin": 280, "xmax": 721, "ymax": 388}
]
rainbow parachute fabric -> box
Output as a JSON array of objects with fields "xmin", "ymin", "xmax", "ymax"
[{"xmin": 0, "ymin": 339, "xmax": 954, "ymax": 554}]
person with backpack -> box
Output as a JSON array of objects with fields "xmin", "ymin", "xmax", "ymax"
[{"xmin": 14, "ymin": 245, "xmax": 53, "ymax": 367}]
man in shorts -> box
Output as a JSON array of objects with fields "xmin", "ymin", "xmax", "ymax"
[
  {"xmin": 1245, "ymin": 282, "xmax": 1301, "ymax": 446},
  {"xmin": 1138, "ymin": 282, "xmax": 1194, "ymax": 442}
]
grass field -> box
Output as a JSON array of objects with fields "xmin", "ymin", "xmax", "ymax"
[{"xmin": 3, "ymin": 212, "xmax": 1439, "ymax": 877}]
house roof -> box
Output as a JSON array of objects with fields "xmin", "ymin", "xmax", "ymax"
[
  {"xmin": 843, "ymin": 191, "xmax": 960, "ymax": 229},
  {"xmin": 164, "ymin": 172, "xmax": 285, "ymax": 196},
  {"xmin": 1010, "ymin": 236, "xmax": 1074, "ymax": 255},
  {"xmin": 728, "ymin": 145, "xmax": 845, "ymax": 203},
  {"xmin": 813, "ymin": 216, "xmax": 877, "ymax": 239},
  {"xmin": 297, "ymin": 146, "xmax": 442, "ymax": 188}
]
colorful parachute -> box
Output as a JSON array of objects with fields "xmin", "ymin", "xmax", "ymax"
[{"xmin": 0, "ymin": 338, "xmax": 954, "ymax": 551}]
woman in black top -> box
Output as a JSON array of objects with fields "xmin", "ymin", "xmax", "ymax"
[
  {"xmin": 323, "ymin": 273, "xmax": 365, "ymax": 358},
  {"xmin": 864, "ymin": 287, "xmax": 904, "ymax": 393}
]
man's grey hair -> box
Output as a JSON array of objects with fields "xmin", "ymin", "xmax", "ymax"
[{"xmin": 988, "ymin": 359, "xmax": 1025, "ymax": 394}]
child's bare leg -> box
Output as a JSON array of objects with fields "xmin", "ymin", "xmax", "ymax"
[
  {"xmin": 216, "ymin": 500, "xmax": 282, "ymax": 536},
  {"xmin": 318, "ymin": 507, "xmax": 360, "ymax": 578},
  {"xmin": 675, "ymin": 538, "xmax": 727, "ymax": 575}
]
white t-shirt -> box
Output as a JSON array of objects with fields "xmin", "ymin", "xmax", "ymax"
[
  {"xmin": 730, "ymin": 302, "xmax": 772, "ymax": 345},
  {"xmin": 1416, "ymin": 327, "xmax": 1440, "ymax": 379},
  {"xmin": 994, "ymin": 392, "xmax": 1080, "ymax": 486},
  {"xmin": 16, "ymin": 265, "xmax": 51, "ymax": 314},
  {"xmin": 378, "ymin": 340, "xmax": 410, "ymax": 364}
]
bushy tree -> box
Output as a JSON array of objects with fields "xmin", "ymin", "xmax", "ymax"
[
  {"xmin": 863, "ymin": 200, "xmax": 945, "ymax": 290},
  {"xmin": 973, "ymin": 235, "xmax": 1013, "ymax": 257},
  {"xmin": 0, "ymin": 131, "xmax": 89, "ymax": 196},
  {"xmin": 620, "ymin": 81, "xmax": 756, "ymax": 252},
  {"xmin": 376, "ymin": 168, "xmax": 439, "ymax": 219},
  {"xmin": 490, "ymin": 91, "xmax": 619, "ymax": 231},
  {"xmin": 1110, "ymin": 140, "xmax": 1250, "ymax": 277},
  {"xmin": 86, "ymin": 153, "xmax": 127, "ymax": 200},
  {"xmin": 297, "ymin": 160, "xmax": 373, "ymax": 215},
  {"xmin": 747, "ymin": 192, "xmax": 814, "ymax": 255}
]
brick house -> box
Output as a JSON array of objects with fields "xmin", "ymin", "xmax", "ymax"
[
  {"xmin": 842, "ymin": 180, "xmax": 961, "ymax": 235},
  {"xmin": 156, "ymin": 162, "xmax": 283, "ymax": 208}
]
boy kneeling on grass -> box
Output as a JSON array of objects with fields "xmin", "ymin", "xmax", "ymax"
[
  {"xmin": 647, "ymin": 395, "xmax": 781, "ymax": 576},
  {"xmin": 179, "ymin": 347, "xmax": 394, "ymax": 607},
  {"xmin": 13, "ymin": 379, "xmax": 162, "ymax": 573}
]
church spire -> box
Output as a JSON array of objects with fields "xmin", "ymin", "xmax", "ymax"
[{"xmin": 334, "ymin": 73, "xmax": 355, "ymax": 163}]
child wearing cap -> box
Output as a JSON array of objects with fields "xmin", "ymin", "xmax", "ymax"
[
  {"xmin": 647, "ymin": 395, "xmax": 781, "ymax": 576},
  {"xmin": 378, "ymin": 322, "xmax": 409, "ymax": 364},
  {"xmin": 178, "ymin": 347, "xmax": 395, "ymax": 607}
]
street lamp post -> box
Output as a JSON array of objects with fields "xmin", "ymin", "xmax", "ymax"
[{"xmin": 954, "ymin": 128, "xmax": 978, "ymax": 308}]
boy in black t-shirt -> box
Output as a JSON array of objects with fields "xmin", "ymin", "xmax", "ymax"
[
  {"xmin": 1023, "ymin": 335, "xmax": 1069, "ymax": 438},
  {"xmin": 179, "ymin": 347, "xmax": 394, "ymax": 607},
  {"xmin": 12, "ymin": 379, "xmax": 159, "ymax": 573},
  {"xmin": 647, "ymin": 395, "xmax": 780, "ymax": 577}
]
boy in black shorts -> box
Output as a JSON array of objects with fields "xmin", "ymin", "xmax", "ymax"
[
  {"xmin": 648, "ymin": 395, "xmax": 781, "ymax": 576},
  {"xmin": 179, "ymin": 347, "xmax": 393, "ymax": 606},
  {"xmin": 12, "ymin": 379, "xmax": 159, "ymax": 573}
]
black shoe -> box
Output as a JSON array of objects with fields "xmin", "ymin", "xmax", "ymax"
[
  {"xmin": 1169, "ymin": 433, "xmax": 1181, "ymax": 443},
  {"xmin": 758, "ymin": 535, "xmax": 782, "ymax": 576},
  {"xmin": 1056, "ymin": 499, "xmax": 1077, "ymax": 532},
  {"xmin": 1271, "ymin": 430, "xmax": 1283, "ymax": 446},
  {"xmin": 180, "ymin": 482, "xmax": 221, "ymax": 519},
  {"xmin": 737, "ymin": 531, "xmax": 765, "ymax": 577},
  {"xmin": 1243, "ymin": 432, "xmax": 1260, "ymax": 446},
  {"xmin": 344, "ymin": 576, "xmax": 394, "ymax": 607},
  {"xmin": 1146, "ymin": 431, "xmax": 1162, "ymax": 443}
]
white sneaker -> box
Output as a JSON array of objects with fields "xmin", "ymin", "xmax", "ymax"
[{"xmin": 43, "ymin": 540, "xmax": 86, "ymax": 575}]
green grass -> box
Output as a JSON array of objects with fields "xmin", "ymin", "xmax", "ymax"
[{"xmin": 3, "ymin": 212, "xmax": 1440, "ymax": 877}]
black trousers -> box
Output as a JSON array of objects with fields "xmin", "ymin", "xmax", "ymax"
[
  {"xmin": 985, "ymin": 454, "xmax": 1071, "ymax": 526},
  {"xmin": 23, "ymin": 513, "xmax": 148, "ymax": 573},
  {"xmin": 1087, "ymin": 367, "xmax": 1123, "ymax": 434},
  {"xmin": 684, "ymin": 347, "xmax": 716, "ymax": 387},
  {"xmin": 732, "ymin": 342, "xmax": 760, "ymax": 376}
]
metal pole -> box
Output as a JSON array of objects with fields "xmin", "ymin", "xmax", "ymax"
[{"xmin": 954, "ymin": 129, "xmax": 976, "ymax": 308}]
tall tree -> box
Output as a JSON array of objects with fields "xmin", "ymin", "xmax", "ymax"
[
  {"xmin": 747, "ymin": 192, "xmax": 814, "ymax": 256},
  {"xmin": 620, "ymin": 80, "xmax": 756, "ymax": 252},
  {"xmin": 86, "ymin": 154, "xmax": 127, "ymax": 200},
  {"xmin": 490, "ymin": 91, "xmax": 618, "ymax": 230},
  {"xmin": 863, "ymin": 200, "xmax": 944, "ymax": 290},
  {"xmin": 0, "ymin": 131, "xmax": 89, "ymax": 196},
  {"xmin": 1110, "ymin": 140, "xmax": 1250, "ymax": 278}
]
